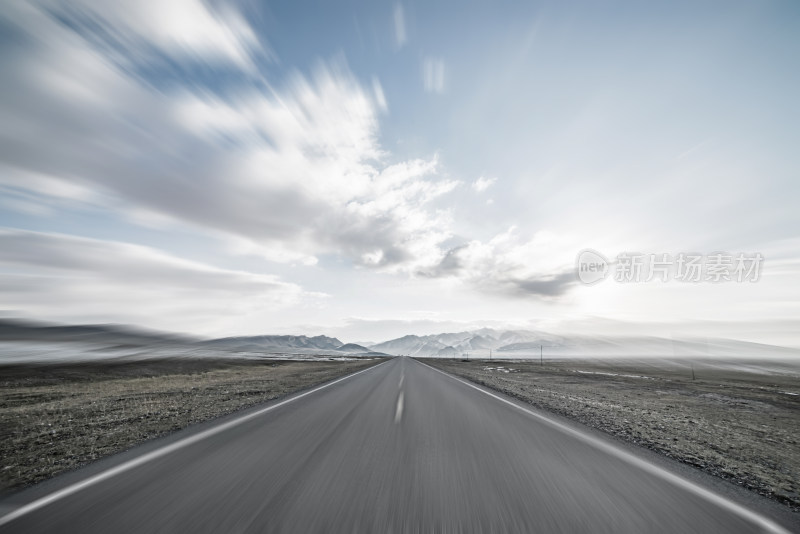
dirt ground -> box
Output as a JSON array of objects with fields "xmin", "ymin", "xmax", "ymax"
[
  {"xmin": 0, "ymin": 357, "xmax": 382, "ymax": 493},
  {"xmin": 424, "ymin": 358, "xmax": 800, "ymax": 511}
]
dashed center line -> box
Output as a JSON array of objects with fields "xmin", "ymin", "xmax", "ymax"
[{"xmin": 394, "ymin": 391, "xmax": 404, "ymax": 423}]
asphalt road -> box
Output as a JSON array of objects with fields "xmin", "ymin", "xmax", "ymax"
[{"xmin": 0, "ymin": 357, "xmax": 792, "ymax": 533}]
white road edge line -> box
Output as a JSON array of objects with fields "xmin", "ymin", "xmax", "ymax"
[
  {"xmin": 395, "ymin": 391, "xmax": 404, "ymax": 423},
  {"xmin": 417, "ymin": 359, "xmax": 790, "ymax": 534},
  {"xmin": 0, "ymin": 360, "xmax": 390, "ymax": 528}
]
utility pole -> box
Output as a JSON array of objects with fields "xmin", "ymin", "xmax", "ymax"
[
  {"xmin": 540, "ymin": 344, "xmax": 543, "ymax": 366},
  {"xmin": 489, "ymin": 349, "xmax": 492, "ymax": 360}
]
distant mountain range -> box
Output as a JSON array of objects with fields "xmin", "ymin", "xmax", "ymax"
[
  {"xmin": 368, "ymin": 329, "xmax": 564, "ymax": 357},
  {"xmin": 200, "ymin": 334, "xmax": 344, "ymax": 353},
  {"xmin": 0, "ymin": 319, "xmax": 387, "ymax": 359},
  {"xmin": 1, "ymin": 319, "xmax": 798, "ymax": 361},
  {"xmin": 0, "ymin": 319, "xmax": 193, "ymax": 346},
  {"xmin": 197, "ymin": 335, "xmax": 381, "ymax": 355},
  {"xmin": 366, "ymin": 328, "xmax": 800, "ymax": 359}
]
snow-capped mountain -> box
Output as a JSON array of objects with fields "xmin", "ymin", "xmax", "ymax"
[{"xmin": 367, "ymin": 328, "xmax": 800, "ymax": 359}]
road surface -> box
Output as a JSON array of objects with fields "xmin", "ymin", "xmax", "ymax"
[{"xmin": 0, "ymin": 357, "xmax": 792, "ymax": 533}]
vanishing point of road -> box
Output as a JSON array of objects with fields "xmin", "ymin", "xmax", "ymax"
[{"xmin": 0, "ymin": 357, "xmax": 793, "ymax": 533}]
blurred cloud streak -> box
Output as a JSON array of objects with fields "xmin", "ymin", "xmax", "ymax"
[
  {"xmin": 0, "ymin": 228, "xmax": 318, "ymax": 328},
  {"xmin": 393, "ymin": 3, "xmax": 406, "ymax": 48},
  {"xmin": 422, "ymin": 57, "xmax": 445, "ymax": 94}
]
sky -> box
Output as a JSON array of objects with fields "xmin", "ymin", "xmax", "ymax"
[{"xmin": 0, "ymin": 0, "xmax": 798, "ymax": 344}]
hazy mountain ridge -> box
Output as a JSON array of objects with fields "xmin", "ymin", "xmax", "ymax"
[
  {"xmin": 368, "ymin": 328, "xmax": 800, "ymax": 358},
  {"xmin": 0, "ymin": 319, "xmax": 193, "ymax": 346},
  {"xmin": 201, "ymin": 334, "xmax": 344, "ymax": 352},
  {"xmin": 368, "ymin": 329, "xmax": 558, "ymax": 357},
  {"xmin": 337, "ymin": 343, "xmax": 374, "ymax": 354},
  {"xmin": 0, "ymin": 320, "xmax": 388, "ymax": 363},
  {"xmin": 2, "ymin": 319, "xmax": 799, "ymax": 363}
]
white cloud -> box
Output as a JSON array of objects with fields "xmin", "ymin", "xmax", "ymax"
[
  {"xmin": 0, "ymin": 0, "xmax": 597, "ymax": 340},
  {"xmin": 422, "ymin": 57, "xmax": 445, "ymax": 94},
  {"xmin": 0, "ymin": 165, "xmax": 103, "ymax": 204},
  {"xmin": 372, "ymin": 77, "xmax": 388, "ymax": 112},
  {"xmin": 419, "ymin": 227, "xmax": 581, "ymax": 298},
  {"xmin": 168, "ymin": 68, "xmax": 456, "ymax": 270},
  {"xmin": 0, "ymin": 5, "xmax": 457, "ymax": 275},
  {"xmin": 44, "ymin": 0, "xmax": 263, "ymax": 70},
  {"xmin": 393, "ymin": 3, "xmax": 407, "ymax": 48},
  {"xmin": 0, "ymin": 194, "xmax": 53, "ymax": 217},
  {"xmin": 472, "ymin": 176, "xmax": 497, "ymax": 193},
  {"xmin": 0, "ymin": 228, "xmax": 319, "ymax": 328}
]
